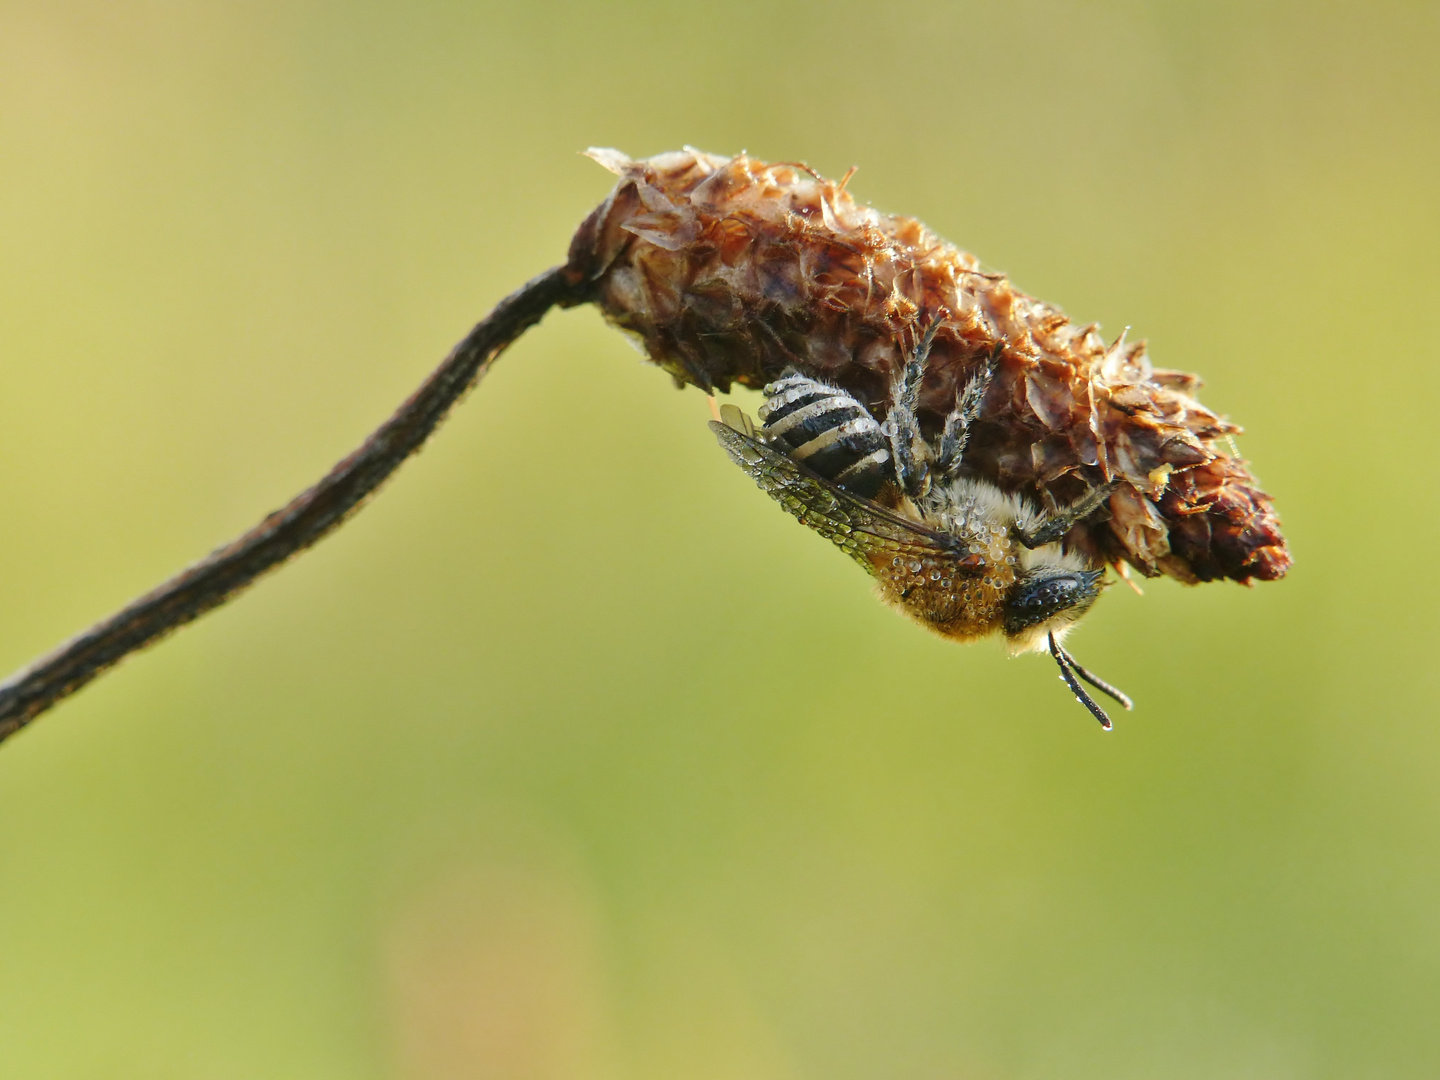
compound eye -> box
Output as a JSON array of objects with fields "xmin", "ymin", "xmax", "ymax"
[{"xmin": 1004, "ymin": 571, "xmax": 1099, "ymax": 634}]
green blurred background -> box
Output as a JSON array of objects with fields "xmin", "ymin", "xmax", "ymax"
[{"xmin": 1, "ymin": 1, "xmax": 1436, "ymax": 1076}]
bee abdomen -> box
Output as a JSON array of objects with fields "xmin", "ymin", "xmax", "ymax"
[{"xmin": 757, "ymin": 373, "xmax": 890, "ymax": 498}]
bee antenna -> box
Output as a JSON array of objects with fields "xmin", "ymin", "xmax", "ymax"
[
  {"xmin": 1048, "ymin": 632, "xmax": 1116, "ymax": 730},
  {"xmin": 1057, "ymin": 640, "xmax": 1134, "ymax": 711}
]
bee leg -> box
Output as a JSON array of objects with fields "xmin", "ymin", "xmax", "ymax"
[
  {"xmin": 883, "ymin": 320, "xmax": 941, "ymax": 499},
  {"xmin": 1014, "ymin": 479, "xmax": 1124, "ymax": 549},
  {"xmin": 934, "ymin": 343, "xmax": 1001, "ymax": 480}
]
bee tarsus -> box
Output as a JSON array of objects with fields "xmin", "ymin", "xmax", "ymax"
[
  {"xmin": 935, "ymin": 342, "xmax": 1000, "ymax": 479},
  {"xmin": 1012, "ymin": 479, "xmax": 1125, "ymax": 550},
  {"xmin": 885, "ymin": 319, "xmax": 944, "ymax": 499}
]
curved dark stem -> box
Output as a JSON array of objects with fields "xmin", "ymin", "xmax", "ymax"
[{"xmin": 0, "ymin": 265, "xmax": 585, "ymax": 746}]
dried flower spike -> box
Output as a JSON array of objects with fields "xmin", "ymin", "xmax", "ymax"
[{"xmin": 566, "ymin": 147, "xmax": 1289, "ymax": 584}]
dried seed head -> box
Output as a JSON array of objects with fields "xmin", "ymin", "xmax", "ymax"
[{"xmin": 566, "ymin": 148, "xmax": 1289, "ymax": 584}]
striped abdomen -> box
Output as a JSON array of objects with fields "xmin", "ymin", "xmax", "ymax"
[{"xmin": 756, "ymin": 373, "xmax": 891, "ymax": 499}]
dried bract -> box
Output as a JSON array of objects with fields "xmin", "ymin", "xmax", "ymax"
[{"xmin": 565, "ymin": 147, "xmax": 1289, "ymax": 584}]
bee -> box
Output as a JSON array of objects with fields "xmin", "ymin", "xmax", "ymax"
[{"xmin": 711, "ymin": 323, "xmax": 1133, "ymax": 729}]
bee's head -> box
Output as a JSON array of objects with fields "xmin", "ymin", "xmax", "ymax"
[{"xmin": 1002, "ymin": 564, "xmax": 1104, "ymax": 653}]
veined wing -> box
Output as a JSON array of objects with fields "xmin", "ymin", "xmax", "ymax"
[{"xmin": 710, "ymin": 420, "xmax": 987, "ymax": 576}]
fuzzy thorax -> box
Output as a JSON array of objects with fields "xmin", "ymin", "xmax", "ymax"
[{"xmin": 871, "ymin": 476, "xmax": 1102, "ymax": 653}]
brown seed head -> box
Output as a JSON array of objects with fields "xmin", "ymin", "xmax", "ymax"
[{"xmin": 566, "ymin": 148, "xmax": 1290, "ymax": 584}]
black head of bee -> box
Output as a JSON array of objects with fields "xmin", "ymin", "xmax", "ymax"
[{"xmin": 1002, "ymin": 568, "xmax": 1104, "ymax": 636}]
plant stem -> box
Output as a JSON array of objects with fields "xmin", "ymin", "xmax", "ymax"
[{"xmin": 0, "ymin": 265, "xmax": 583, "ymax": 746}]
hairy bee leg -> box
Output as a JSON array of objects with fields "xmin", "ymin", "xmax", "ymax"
[
  {"xmin": 884, "ymin": 321, "xmax": 941, "ymax": 499},
  {"xmin": 935, "ymin": 344, "xmax": 1000, "ymax": 480},
  {"xmin": 1014, "ymin": 480, "xmax": 1124, "ymax": 549},
  {"xmin": 1049, "ymin": 633, "xmax": 1114, "ymax": 730},
  {"xmin": 1054, "ymin": 639, "xmax": 1133, "ymax": 710}
]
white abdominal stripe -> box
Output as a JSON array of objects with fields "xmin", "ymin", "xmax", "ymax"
[{"xmin": 758, "ymin": 374, "xmax": 891, "ymax": 498}]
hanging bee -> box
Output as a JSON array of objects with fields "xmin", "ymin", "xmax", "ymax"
[
  {"xmin": 565, "ymin": 145, "xmax": 1292, "ymax": 730},
  {"xmin": 711, "ymin": 323, "xmax": 1133, "ymax": 728}
]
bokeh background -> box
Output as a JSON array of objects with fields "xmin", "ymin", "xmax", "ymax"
[{"xmin": 1, "ymin": 1, "xmax": 1437, "ymax": 1076}]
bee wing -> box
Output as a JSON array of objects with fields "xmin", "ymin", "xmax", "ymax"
[{"xmin": 709, "ymin": 420, "xmax": 984, "ymax": 574}]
